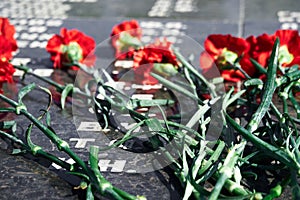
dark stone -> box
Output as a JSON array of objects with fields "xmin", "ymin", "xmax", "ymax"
[
  {"xmin": 0, "ymin": 0, "xmax": 298, "ymax": 199},
  {"xmin": 0, "ymin": 149, "xmax": 78, "ymax": 200}
]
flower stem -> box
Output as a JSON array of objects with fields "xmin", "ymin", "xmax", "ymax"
[
  {"xmin": 0, "ymin": 128, "xmax": 72, "ymax": 170},
  {"xmin": 289, "ymin": 91, "xmax": 300, "ymax": 118},
  {"xmin": 208, "ymin": 141, "xmax": 246, "ymax": 200},
  {"xmin": 0, "ymin": 92, "xmax": 90, "ymax": 172},
  {"xmin": 173, "ymin": 49, "xmax": 217, "ymax": 98},
  {"xmin": 90, "ymin": 146, "xmax": 140, "ymax": 200},
  {"xmin": 226, "ymin": 113, "xmax": 300, "ymax": 171},
  {"xmin": 13, "ymin": 65, "xmax": 91, "ymax": 99}
]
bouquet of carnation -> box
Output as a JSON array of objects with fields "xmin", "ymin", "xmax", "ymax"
[{"xmin": 0, "ymin": 18, "xmax": 299, "ymax": 200}]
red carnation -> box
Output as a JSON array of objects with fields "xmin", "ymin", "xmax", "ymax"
[
  {"xmin": 0, "ymin": 36, "xmax": 15, "ymax": 60},
  {"xmin": 133, "ymin": 38, "xmax": 179, "ymax": 85},
  {"xmin": 0, "ymin": 17, "xmax": 17, "ymax": 51},
  {"xmin": 0, "ymin": 36, "xmax": 15, "ymax": 90},
  {"xmin": 200, "ymin": 34, "xmax": 255, "ymax": 82},
  {"xmin": 248, "ymin": 30, "xmax": 300, "ymax": 68},
  {"xmin": 46, "ymin": 28, "xmax": 96, "ymax": 70},
  {"xmin": 110, "ymin": 20, "xmax": 142, "ymax": 59},
  {"xmin": 275, "ymin": 30, "xmax": 300, "ymax": 67},
  {"xmin": 111, "ymin": 20, "xmax": 141, "ymax": 38},
  {"xmin": 0, "ymin": 58, "xmax": 15, "ymax": 85},
  {"xmin": 0, "ymin": 39, "xmax": 15, "ymax": 91},
  {"xmin": 246, "ymin": 34, "xmax": 272, "ymax": 69}
]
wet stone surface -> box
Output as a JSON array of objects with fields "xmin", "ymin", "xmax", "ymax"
[
  {"xmin": 0, "ymin": 149, "xmax": 78, "ymax": 200},
  {"xmin": 0, "ymin": 0, "xmax": 299, "ymax": 199}
]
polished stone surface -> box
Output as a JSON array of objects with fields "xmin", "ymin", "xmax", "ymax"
[
  {"xmin": 0, "ymin": 0, "xmax": 299, "ymax": 199},
  {"xmin": 0, "ymin": 149, "xmax": 78, "ymax": 200}
]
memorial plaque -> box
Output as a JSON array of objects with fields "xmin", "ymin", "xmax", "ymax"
[{"xmin": 0, "ymin": 0, "xmax": 298, "ymax": 199}]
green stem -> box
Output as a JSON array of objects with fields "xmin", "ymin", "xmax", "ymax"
[
  {"xmin": 89, "ymin": 146, "xmax": 121, "ymax": 199},
  {"xmin": 209, "ymin": 141, "xmax": 246, "ymax": 200},
  {"xmin": 0, "ymin": 93, "xmax": 93, "ymax": 176},
  {"xmin": 98, "ymin": 85, "xmax": 203, "ymax": 140},
  {"xmin": 150, "ymin": 72, "xmax": 203, "ymax": 105},
  {"xmin": 276, "ymin": 70, "xmax": 300, "ymax": 87},
  {"xmin": 291, "ymin": 170, "xmax": 300, "ymax": 199},
  {"xmin": 289, "ymin": 90, "xmax": 300, "ymax": 119},
  {"xmin": 90, "ymin": 146, "xmax": 139, "ymax": 200},
  {"xmin": 263, "ymin": 184, "xmax": 282, "ymax": 200},
  {"xmin": 223, "ymin": 178, "xmax": 250, "ymax": 196},
  {"xmin": 0, "ymin": 129, "xmax": 72, "ymax": 171},
  {"xmin": 14, "ymin": 65, "xmax": 91, "ymax": 99},
  {"xmin": 173, "ymin": 49, "xmax": 217, "ymax": 98},
  {"xmin": 37, "ymin": 149, "xmax": 73, "ymax": 170},
  {"xmin": 226, "ymin": 113, "xmax": 300, "ymax": 171},
  {"xmin": 232, "ymin": 63, "xmax": 251, "ymax": 80},
  {"xmin": 0, "ymin": 93, "xmax": 141, "ymax": 199},
  {"xmin": 14, "ymin": 65, "xmax": 64, "ymax": 91}
]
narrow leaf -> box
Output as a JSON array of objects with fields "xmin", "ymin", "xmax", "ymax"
[
  {"xmin": 173, "ymin": 49, "xmax": 215, "ymax": 96},
  {"xmin": 25, "ymin": 124, "xmax": 42, "ymax": 155},
  {"xmin": 18, "ymin": 83, "xmax": 35, "ymax": 104},
  {"xmin": 46, "ymin": 112, "xmax": 51, "ymax": 127},
  {"xmin": 247, "ymin": 38, "xmax": 279, "ymax": 133},
  {"xmin": 250, "ymin": 58, "xmax": 267, "ymax": 74},
  {"xmin": 225, "ymin": 90, "xmax": 246, "ymax": 109},
  {"xmin": 86, "ymin": 184, "xmax": 94, "ymax": 200},
  {"xmin": 131, "ymin": 99, "xmax": 175, "ymax": 107},
  {"xmin": 0, "ymin": 121, "xmax": 16, "ymax": 130},
  {"xmin": 185, "ymin": 103, "xmax": 210, "ymax": 128},
  {"xmin": 151, "ymin": 72, "xmax": 202, "ymax": 104},
  {"xmin": 102, "ymin": 69, "xmax": 116, "ymax": 88},
  {"xmin": 243, "ymin": 79, "xmax": 263, "ymax": 89},
  {"xmin": 183, "ymin": 141, "xmax": 207, "ymax": 200},
  {"xmin": 61, "ymin": 84, "xmax": 74, "ymax": 109},
  {"xmin": 12, "ymin": 149, "xmax": 24, "ymax": 155},
  {"xmin": 38, "ymin": 86, "xmax": 53, "ymax": 112},
  {"xmin": 198, "ymin": 141, "xmax": 225, "ymax": 176},
  {"xmin": 226, "ymin": 113, "xmax": 300, "ymax": 170}
]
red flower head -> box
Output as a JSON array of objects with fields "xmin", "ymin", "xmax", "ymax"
[
  {"xmin": 0, "ymin": 58, "xmax": 15, "ymax": 86},
  {"xmin": 133, "ymin": 38, "xmax": 179, "ymax": 85},
  {"xmin": 0, "ymin": 18, "xmax": 17, "ymax": 52},
  {"xmin": 275, "ymin": 30, "xmax": 300, "ymax": 67},
  {"xmin": 0, "ymin": 36, "xmax": 15, "ymax": 60},
  {"xmin": 0, "ymin": 44, "xmax": 15, "ymax": 92},
  {"xmin": 46, "ymin": 28, "xmax": 96, "ymax": 70},
  {"xmin": 248, "ymin": 30, "xmax": 300, "ymax": 69},
  {"xmin": 200, "ymin": 34, "xmax": 255, "ymax": 82},
  {"xmin": 246, "ymin": 34, "xmax": 273, "ymax": 69},
  {"xmin": 110, "ymin": 20, "xmax": 142, "ymax": 59},
  {"xmin": 0, "ymin": 36, "xmax": 15, "ymax": 90}
]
